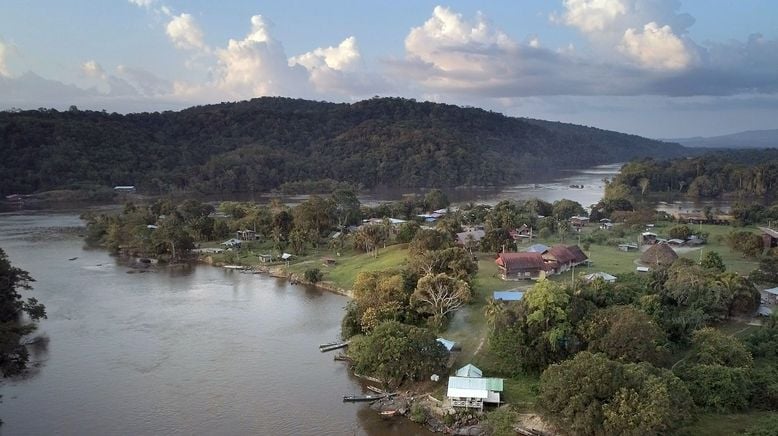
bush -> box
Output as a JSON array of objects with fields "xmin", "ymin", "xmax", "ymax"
[
  {"xmin": 410, "ymin": 402, "xmax": 427, "ymax": 423},
  {"xmin": 304, "ymin": 268, "xmax": 323, "ymax": 284}
]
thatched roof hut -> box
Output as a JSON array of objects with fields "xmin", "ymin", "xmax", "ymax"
[{"xmin": 640, "ymin": 243, "xmax": 678, "ymax": 266}]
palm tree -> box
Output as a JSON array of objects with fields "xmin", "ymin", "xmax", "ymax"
[{"xmin": 715, "ymin": 273, "xmax": 758, "ymax": 318}]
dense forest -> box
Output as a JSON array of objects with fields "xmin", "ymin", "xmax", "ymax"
[
  {"xmin": 0, "ymin": 97, "xmax": 685, "ymax": 196},
  {"xmin": 609, "ymin": 149, "xmax": 778, "ymax": 200}
]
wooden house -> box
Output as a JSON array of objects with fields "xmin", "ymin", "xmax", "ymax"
[
  {"xmin": 542, "ymin": 245, "xmax": 588, "ymax": 274},
  {"xmin": 495, "ymin": 252, "xmax": 547, "ymax": 280},
  {"xmin": 447, "ymin": 364, "xmax": 504, "ymax": 411}
]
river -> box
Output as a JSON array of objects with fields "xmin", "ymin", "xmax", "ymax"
[
  {"xmin": 0, "ymin": 165, "xmax": 621, "ymax": 435},
  {"xmin": 0, "ymin": 213, "xmax": 432, "ymax": 435}
]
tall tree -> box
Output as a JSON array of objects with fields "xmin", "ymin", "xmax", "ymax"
[
  {"xmin": 0, "ymin": 248, "xmax": 46, "ymax": 376},
  {"xmin": 412, "ymin": 273, "xmax": 471, "ymax": 327}
]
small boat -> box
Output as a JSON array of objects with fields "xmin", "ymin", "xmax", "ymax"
[
  {"xmin": 319, "ymin": 341, "xmax": 340, "ymax": 349},
  {"xmin": 366, "ymin": 386, "xmax": 385, "ymax": 394},
  {"xmin": 343, "ymin": 394, "xmax": 385, "ymax": 403},
  {"xmin": 68, "ymin": 257, "xmax": 78, "ymax": 261},
  {"xmin": 320, "ymin": 342, "xmax": 349, "ymax": 352},
  {"xmin": 380, "ymin": 410, "xmax": 397, "ymax": 416}
]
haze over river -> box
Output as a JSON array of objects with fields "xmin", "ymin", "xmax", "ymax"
[{"xmin": 0, "ymin": 165, "xmax": 620, "ymax": 435}]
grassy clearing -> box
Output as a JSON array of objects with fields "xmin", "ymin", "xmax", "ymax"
[
  {"xmin": 314, "ymin": 245, "xmax": 408, "ymax": 289},
  {"xmin": 682, "ymin": 411, "xmax": 775, "ymax": 435}
]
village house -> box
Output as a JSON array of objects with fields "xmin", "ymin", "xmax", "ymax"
[
  {"xmin": 570, "ymin": 216, "xmax": 589, "ymax": 228},
  {"xmin": 759, "ymin": 227, "xmax": 778, "ymax": 250},
  {"xmin": 541, "ymin": 245, "xmax": 589, "ymax": 274},
  {"xmin": 509, "ymin": 224, "xmax": 532, "ymax": 241},
  {"xmin": 495, "ymin": 252, "xmax": 547, "ymax": 280},
  {"xmin": 447, "ymin": 364, "xmax": 504, "ymax": 411},
  {"xmin": 496, "ymin": 244, "xmax": 588, "ymax": 280},
  {"xmin": 456, "ymin": 229, "xmax": 486, "ymax": 247},
  {"xmin": 640, "ymin": 243, "xmax": 678, "ymax": 267}
]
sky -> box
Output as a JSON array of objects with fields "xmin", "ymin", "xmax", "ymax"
[{"xmin": 0, "ymin": 0, "xmax": 776, "ymax": 138}]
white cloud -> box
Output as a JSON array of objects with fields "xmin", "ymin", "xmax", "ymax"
[
  {"xmin": 620, "ymin": 22, "xmax": 693, "ymax": 70},
  {"xmin": 209, "ymin": 15, "xmax": 309, "ymax": 97},
  {"xmin": 289, "ymin": 36, "xmax": 360, "ymax": 71},
  {"xmin": 405, "ymin": 6, "xmax": 517, "ymax": 74},
  {"xmin": 0, "ymin": 40, "xmax": 10, "ymax": 77},
  {"xmin": 81, "ymin": 60, "xmax": 106, "ymax": 78},
  {"xmin": 560, "ymin": 0, "xmax": 626, "ymax": 33},
  {"xmin": 166, "ymin": 13, "xmax": 206, "ymax": 51},
  {"xmin": 128, "ymin": 0, "xmax": 155, "ymax": 8}
]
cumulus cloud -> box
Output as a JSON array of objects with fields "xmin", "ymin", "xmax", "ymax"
[
  {"xmin": 166, "ymin": 13, "xmax": 206, "ymax": 50},
  {"xmin": 559, "ymin": 0, "xmax": 627, "ymax": 33},
  {"xmin": 405, "ymin": 6, "xmax": 517, "ymax": 73},
  {"xmin": 207, "ymin": 15, "xmax": 309, "ymax": 97},
  {"xmin": 620, "ymin": 22, "xmax": 693, "ymax": 70},
  {"xmin": 0, "ymin": 40, "xmax": 10, "ymax": 77},
  {"xmin": 289, "ymin": 36, "xmax": 360, "ymax": 71},
  {"xmin": 81, "ymin": 60, "xmax": 106, "ymax": 78}
]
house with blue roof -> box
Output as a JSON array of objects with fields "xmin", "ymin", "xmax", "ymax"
[{"xmin": 493, "ymin": 290, "xmax": 524, "ymax": 301}]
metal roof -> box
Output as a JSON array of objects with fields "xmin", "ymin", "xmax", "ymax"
[
  {"xmin": 584, "ymin": 272, "xmax": 616, "ymax": 282},
  {"xmin": 758, "ymin": 306, "xmax": 774, "ymax": 316},
  {"xmin": 447, "ymin": 376, "xmax": 504, "ymax": 392},
  {"xmin": 525, "ymin": 244, "xmax": 548, "ymax": 253},
  {"xmin": 765, "ymin": 287, "xmax": 778, "ymax": 295},
  {"xmin": 493, "ymin": 291, "xmax": 525, "ymax": 301},
  {"xmin": 437, "ymin": 338, "xmax": 457, "ymax": 351},
  {"xmin": 456, "ymin": 364, "xmax": 482, "ymax": 378}
]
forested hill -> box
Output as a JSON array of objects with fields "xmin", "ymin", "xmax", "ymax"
[{"xmin": 0, "ymin": 97, "xmax": 686, "ymax": 195}]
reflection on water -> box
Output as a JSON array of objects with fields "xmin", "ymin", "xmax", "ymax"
[{"xmin": 0, "ymin": 213, "xmax": 432, "ymax": 436}]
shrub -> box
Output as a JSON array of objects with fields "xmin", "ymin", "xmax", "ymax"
[{"xmin": 304, "ymin": 268, "xmax": 323, "ymax": 284}]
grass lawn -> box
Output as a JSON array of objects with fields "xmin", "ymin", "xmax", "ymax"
[
  {"xmin": 682, "ymin": 411, "xmax": 775, "ymax": 435},
  {"xmin": 323, "ymin": 245, "xmax": 408, "ymax": 289}
]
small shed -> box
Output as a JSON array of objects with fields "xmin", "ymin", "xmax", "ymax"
[
  {"xmin": 258, "ymin": 254, "xmax": 274, "ymax": 263},
  {"xmin": 618, "ymin": 243, "xmax": 638, "ymax": 252},
  {"xmin": 322, "ymin": 257, "xmax": 337, "ymax": 266},
  {"xmin": 221, "ymin": 238, "xmax": 242, "ymax": 248},
  {"xmin": 281, "ymin": 253, "xmax": 294, "ymax": 261},
  {"xmin": 636, "ymin": 266, "xmax": 650, "ymax": 273},
  {"xmin": 493, "ymin": 290, "xmax": 525, "ymax": 301},
  {"xmin": 436, "ymin": 338, "xmax": 459, "ymax": 352}
]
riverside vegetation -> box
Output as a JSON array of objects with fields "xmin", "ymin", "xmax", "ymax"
[{"xmin": 79, "ymin": 180, "xmax": 778, "ymax": 435}]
